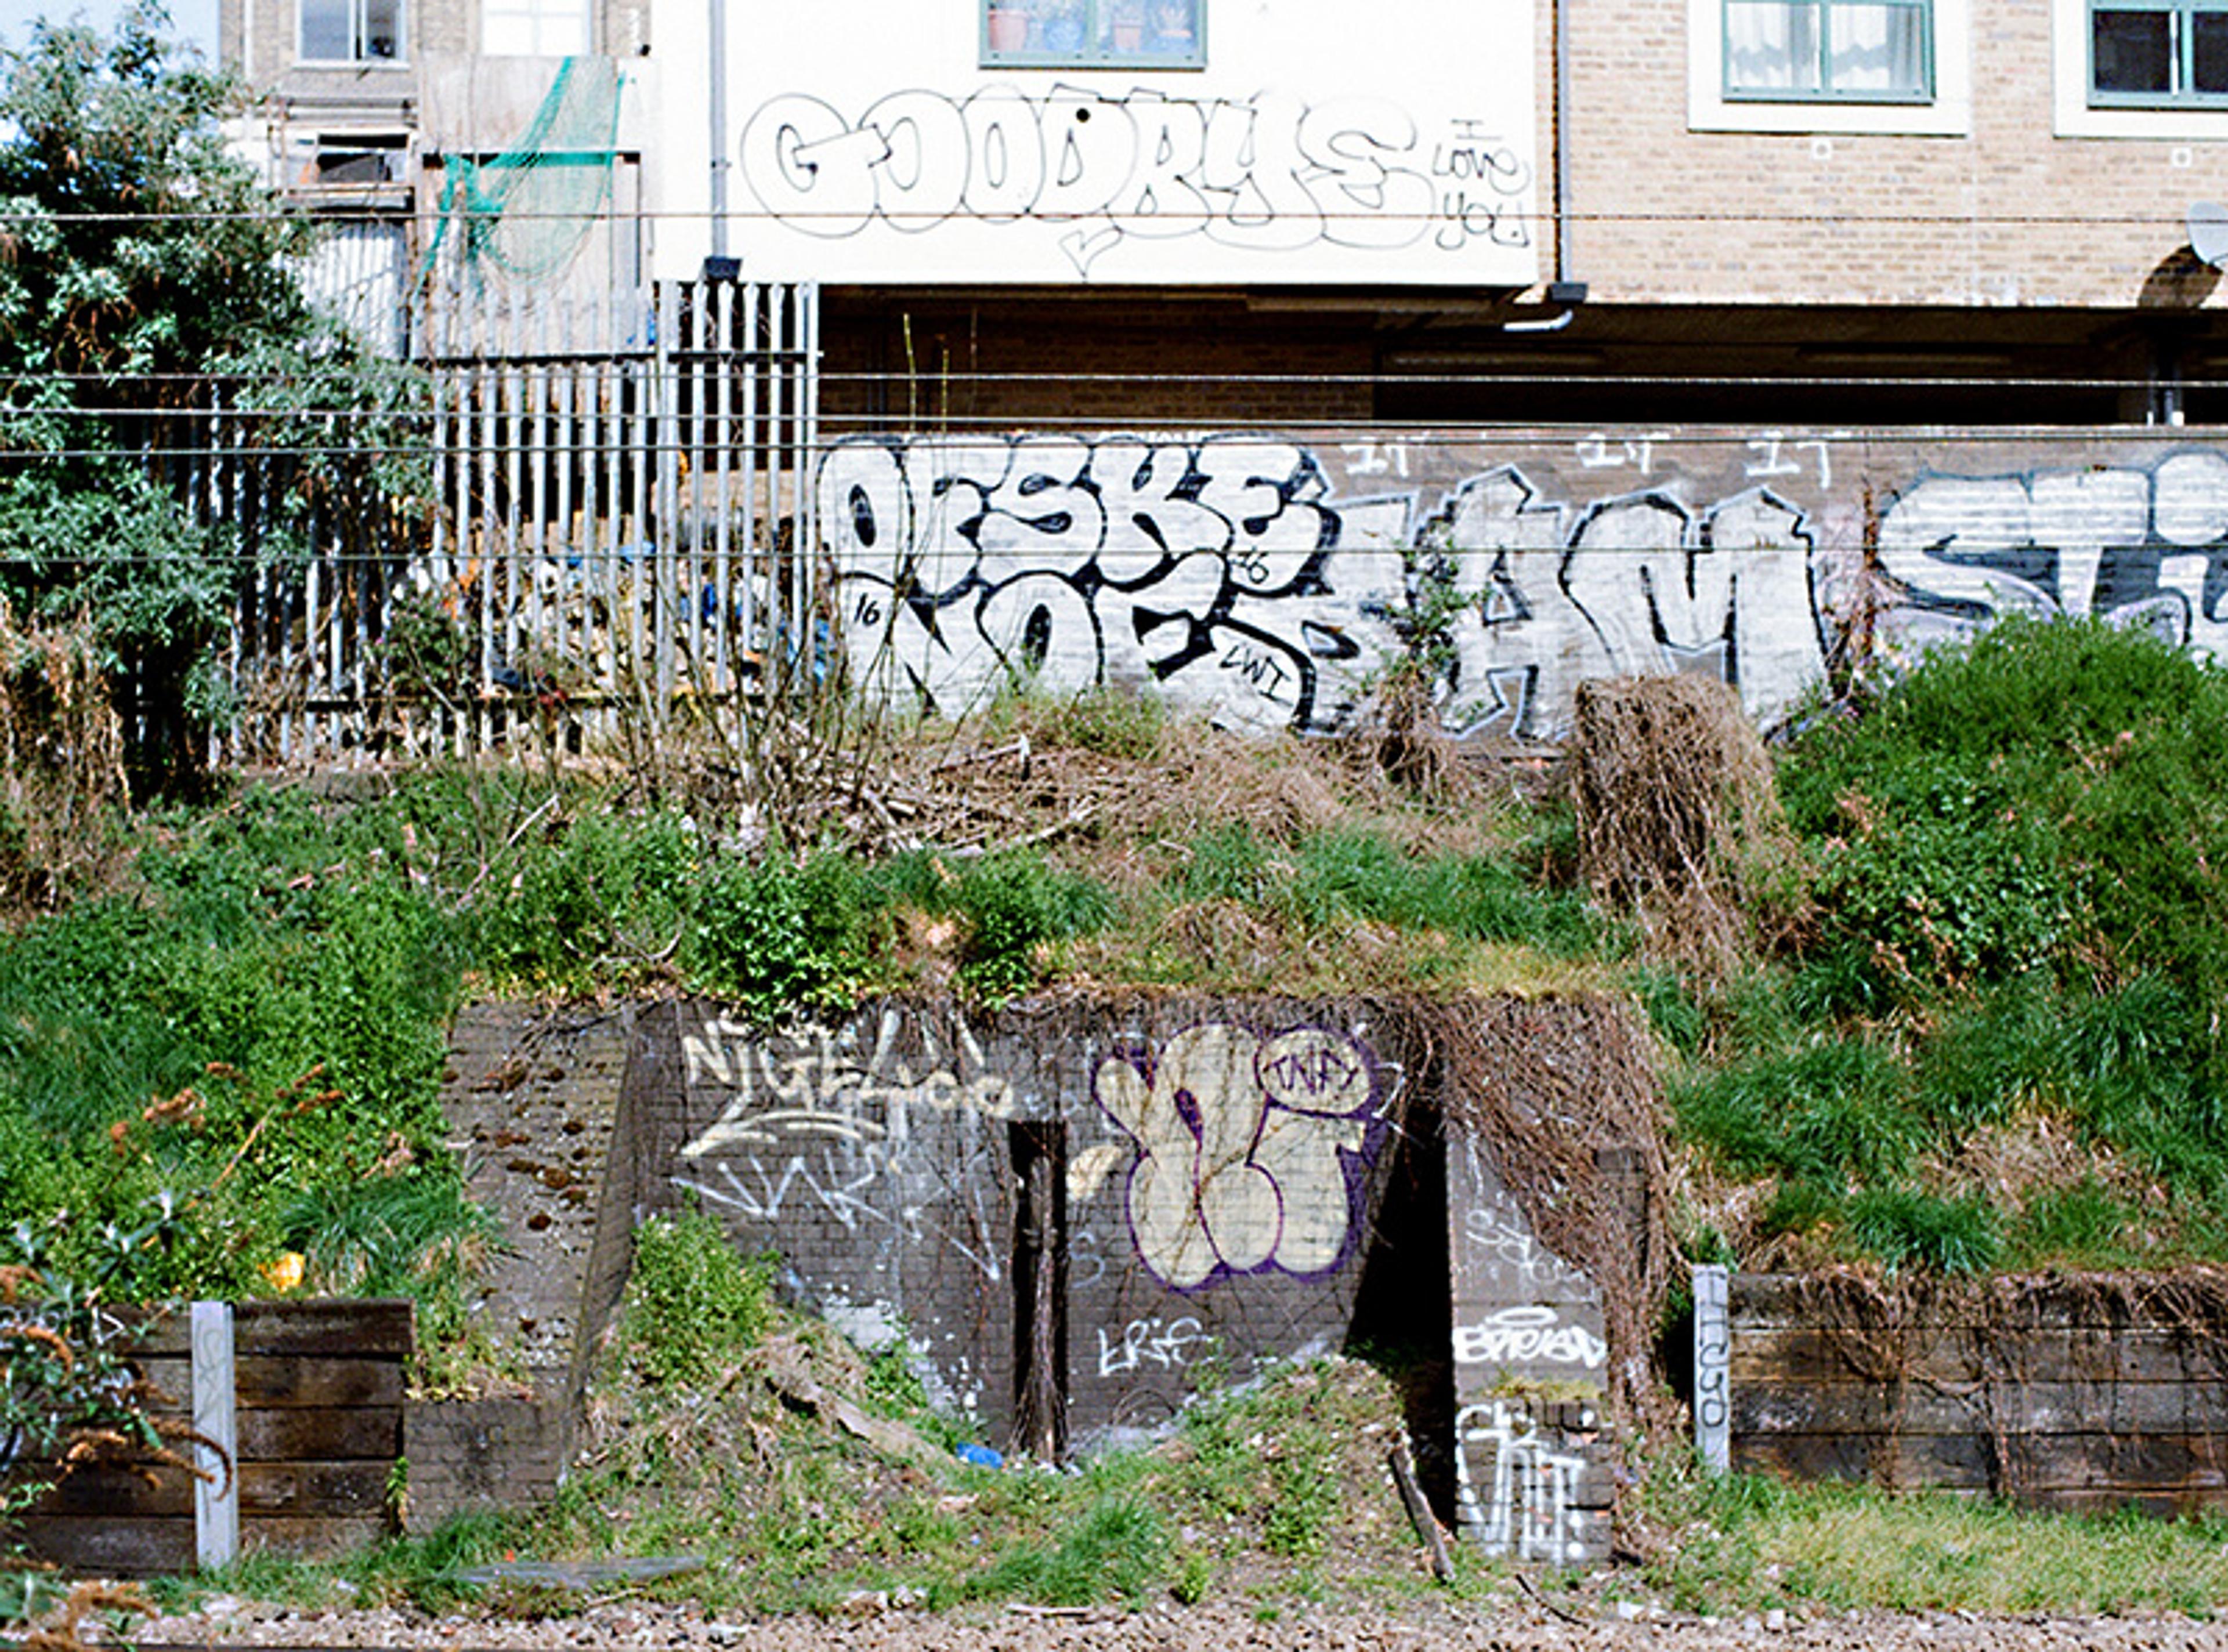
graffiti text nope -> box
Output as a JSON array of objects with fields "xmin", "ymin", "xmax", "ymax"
[
  {"xmin": 1095, "ymin": 1023, "xmax": 1382, "ymax": 1290},
  {"xmin": 826, "ymin": 435, "xmax": 1408, "ymax": 735}
]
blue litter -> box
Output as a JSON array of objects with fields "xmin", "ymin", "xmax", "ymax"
[{"xmin": 955, "ymin": 1442, "xmax": 1003, "ymax": 1468}]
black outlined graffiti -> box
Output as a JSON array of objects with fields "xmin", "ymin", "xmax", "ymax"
[
  {"xmin": 824, "ymin": 434, "xmax": 1410, "ymax": 733},
  {"xmin": 739, "ymin": 87, "xmax": 1529, "ymax": 277},
  {"xmin": 1876, "ymin": 453, "xmax": 2228, "ymax": 657},
  {"xmin": 823, "ymin": 438, "xmax": 2228, "ymax": 744}
]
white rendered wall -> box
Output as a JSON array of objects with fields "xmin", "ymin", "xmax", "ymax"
[{"xmin": 653, "ymin": 0, "xmax": 1540, "ymax": 285}]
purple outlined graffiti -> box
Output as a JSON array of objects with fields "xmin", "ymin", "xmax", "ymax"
[
  {"xmin": 1094, "ymin": 1022, "xmax": 1384, "ymax": 1291},
  {"xmin": 739, "ymin": 88, "xmax": 1529, "ymax": 278}
]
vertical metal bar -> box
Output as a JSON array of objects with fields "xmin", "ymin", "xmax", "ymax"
[
  {"xmin": 685, "ymin": 280, "xmax": 707, "ymax": 700},
  {"xmin": 556, "ymin": 298, "xmax": 578, "ymax": 709},
  {"xmin": 478, "ymin": 305, "xmax": 501, "ymax": 752},
  {"xmin": 654, "ymin": 280, "xmax": 681, "ymax": 725},
  {"xmin": 323, "ymin": 488, "xmax": 343, "ymax": 759},
  {"xmin": 713, "ymin": 277, "xmax": 733, "ymax": 701},
  {"xmin": 765, "ymin": 282, "xmax": 789, "ymax": 691},
  {"xmin": 191, "ymin": 1301, "xmax": 238, "ymax": 1571},
  {"xmin": 601, "ymin": 290, "xmax": 625, "ymax": 742},
  {"xmin": 504, "ymin": 288, "xmax": 527, "ymax": 748},
  {"xmin": 528, "ymin": 299, "xmax": 549, "ymax": 678},
  {"xmin": 738, "ymin": 281, "xmax": 761, "ymax": 685},
  {"xmin": 799, "ymin": 281, "xmax": 822, "ymax": 682},
  {"xmin": 628, "ymin": 299, "xmax": 651, "ymax": 724}
]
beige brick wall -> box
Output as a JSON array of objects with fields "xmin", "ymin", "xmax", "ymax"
[{"xmin": 1547, "ymin": 0, "xmax": 2228, "ymax": 309}]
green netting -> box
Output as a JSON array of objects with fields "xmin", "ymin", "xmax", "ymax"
[{"xmin": 424, "ymin": 56, "xmax": 624, "ymax": 287}]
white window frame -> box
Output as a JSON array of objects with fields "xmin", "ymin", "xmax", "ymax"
[
  {"xmin": 297, "ymin": 0, "xmax": 406, "ymax": 64},
  {"xmin": 2054, "ymin": 0, "xmax": 2228, "ymax": 133},
  {"xmin": 1691, "ymin": 0, "xmax": 1972, "ymax": 133},
  {"xmin": 483, "ymin": 0, "xmax": 592, "ymax": 56}
]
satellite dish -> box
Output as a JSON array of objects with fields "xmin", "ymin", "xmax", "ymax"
[{"xmin": 2190, "ymin": 201, "xmax": 2228, "ymax": 270}]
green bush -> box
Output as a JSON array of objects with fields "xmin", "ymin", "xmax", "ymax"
[
  {"xmin": 952, "ymin": 853, "xmax": 1111, "ymax": 1004},
  {"xmin": 620, "ymin": 1209, "xmax": 772, "ymax": 1388},
  {"xmin": 472, "ymin": 807, "xmax": 696, "ymax": 992},
  {"xmin": 1784, "ymin": 616, "xmax": 2228, "ymax": 1008},
  {"xmin": 1801, "ymin": 758, "xmax": 2064, "ymax": 1003},
  {"xmin": 685, "ymin": 853, "xmax": 875, "ymax": 1022}
]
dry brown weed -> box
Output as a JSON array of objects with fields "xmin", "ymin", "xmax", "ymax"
[{"xmin": 1569, "ymin": 675, "xmax": 1807, "ymax": 977}]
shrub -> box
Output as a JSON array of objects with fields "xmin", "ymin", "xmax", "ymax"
[
  {"xmin": 685, "ymin": 853, "xmax": 874, "ymax": 1022},
  {"xmin": 951, "ymin": 853, "xmax": 1111, "ymax": 1005},
  {"xmin": 620, "ymin": 1210, "xmax": 772, "ymax": 1388}
]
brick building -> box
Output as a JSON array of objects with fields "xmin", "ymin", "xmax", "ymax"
[
  {"xmin": 617, "ymin": 0, "xmax": 2228, "ymax": 428},
  {"xmin": 215, "ymin": 0, "xmax": 2227, "ymax": 422}
]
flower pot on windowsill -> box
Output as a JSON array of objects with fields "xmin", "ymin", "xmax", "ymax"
[
  {"xmin": 988, "ymin": 7, "xmax": 1030, "ymax": 51},
  {"xmin": 1111, "ymin": 20, "xmax": 1143, "ymax": 50}
]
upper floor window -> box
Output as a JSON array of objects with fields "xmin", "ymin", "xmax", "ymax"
[
  {"xmin": 1724, "ymin": 0, "xmax": 1933, "ymax": 100},
  {"xmin": 982, "ymin": 0, "xmax": 1205, "ymax": 68},
  {"xmin": 2090, "ymin": 1, "xmax": 2228, "ymax": 103},
  {"xmin": 299, "ymin": 0, "xmax": 403, "ymax": 62},
  {"xmin": 484, "ymin": 0, "xmax": 590, "ymax": 55}
]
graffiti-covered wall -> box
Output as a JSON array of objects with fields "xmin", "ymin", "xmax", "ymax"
[
  {"xmin": 822, "ymin": 429, "xmax": 2228, "ymax": 742},
  {"xmin": 631, "ymin": 999, "xmax": 1422, "ymax": 1440},
  {"xmin": 652, "ymin": 0, "xmax": 1538, "ymax": 286},
  {"xmin": 613, "ymin": 994, "xmax": 1623, "ymax": 1553}
]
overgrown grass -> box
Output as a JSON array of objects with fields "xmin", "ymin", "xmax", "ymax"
[
  {"xmin": 1649, "ymin": 1463, "xmax": 2228, "ymax": 1616},
  {"xmin": 1668, "ymin": 618, "xmax": 2228, "ymax": 1273},
  {"xmin": 16, "ymin": 614, "xmax": 2228, "ymax": 1365}
]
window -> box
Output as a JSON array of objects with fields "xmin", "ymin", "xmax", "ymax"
[
  {"xmin": 299, "ymin": 0, "xmax": 403, "ymax": 62},
  {"xmin": 981, "ymin": 0, "xmax": 1205, "ymax": 68},
  {"xmin": 484, "ymin": 0, "xmax": 591, "ymax": 55},
  {"xmin": 2090, "ymin": 1, "xmax": 2228, "ymax": 102},
  {"xmin": 1691, "ymin": 0, "xmax": 1967, "ymax": 132},
  {"xmin": 1723, "ymin": 1, "xmax": 1932, "ymax": 100}
]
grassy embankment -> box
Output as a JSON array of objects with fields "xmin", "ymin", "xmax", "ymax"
[{"xmin": 13, "ymin": 616, "xmax": 2228, "ymax": 1614}]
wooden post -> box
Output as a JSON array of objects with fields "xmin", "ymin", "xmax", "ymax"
[
  {"xmin": 191, "ymin": 1300, "xmax": 238, "ymax": 1569},
  {"xmin": 1694, "ymin": 1264, "xmax": 1730, "ymax": 1475}
]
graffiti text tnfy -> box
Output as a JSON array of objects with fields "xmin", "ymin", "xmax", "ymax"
[{"xmin": 1096, "ymin": 1023, "xmax": 1381, "ymax": 1290}]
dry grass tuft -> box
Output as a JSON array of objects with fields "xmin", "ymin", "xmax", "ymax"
[
  {"xmin": 0, "ymin": 607, "xmax": 131, "ymax": 915},
  {"xmin": 1569, "ymin": 675, "xmax": 1806, "ymax": 977}
]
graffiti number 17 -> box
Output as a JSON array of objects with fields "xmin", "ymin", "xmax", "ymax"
[{"xmin": 1341, "ymin": 441, "xmax": 1410, "ymax": 480}]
